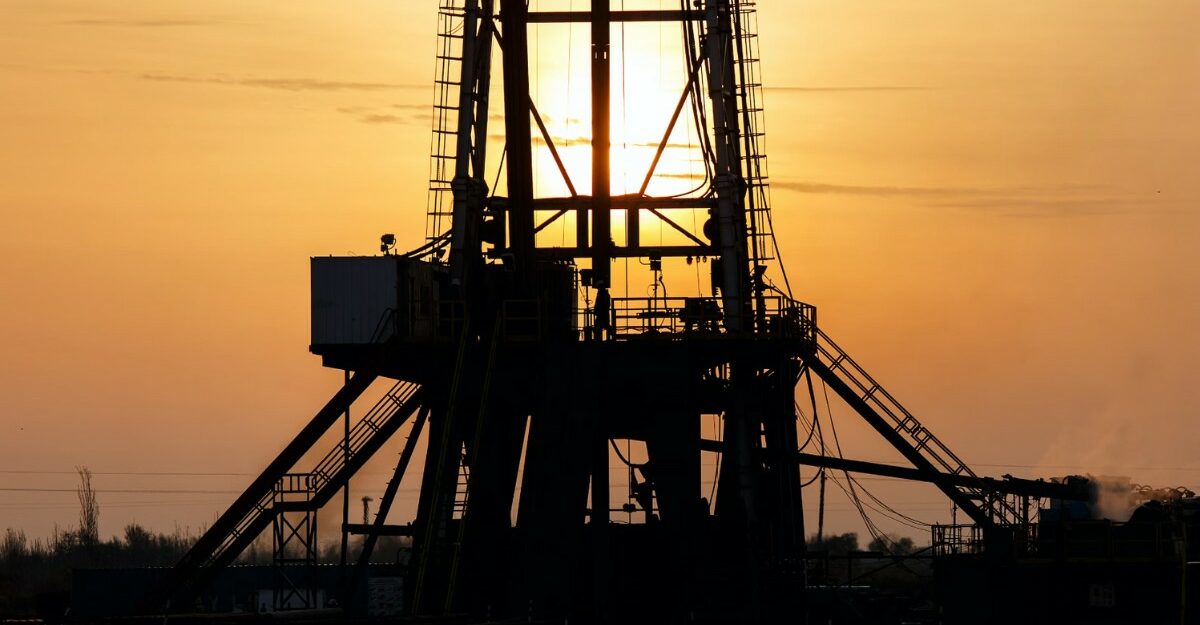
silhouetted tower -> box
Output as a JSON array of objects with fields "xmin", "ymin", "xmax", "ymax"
[
  {"xmin": 169, "ymin": 2, "xmax": 1041, "ymax": 623},
  {"xmin": 402, "ymin": 3, "xmax": 811, "ymax": 619}
]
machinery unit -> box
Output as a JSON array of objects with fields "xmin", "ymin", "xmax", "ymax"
[{"xmin": 311, "ymin": 256, "xmax": 445, "ymax": 346}]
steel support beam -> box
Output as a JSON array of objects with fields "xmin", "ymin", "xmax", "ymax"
[
  {"xmin": 347, "ymin": 407, "xmax": 429, "ymax": 605},
  {"xmin": 449, "ymin": 0, "xmax": 494, "ymax": 291},
  {"xmin": 500, "ymin": 0, "xmax": 535, "ymax": 266},
  {"xmin": 526, "ymin": 10, "xmax": 702, "ymax": 23},
  {"xmin": 520, "ymin": 244, "xmax": 712, "ymax": 260},
  {"xmin": 794, "ymin": 452, "xmax": 1090, "ymax": 501},
  {"xmin": 535, "ymin": 195, "xmax": 714, "ymax": 211},
  {"xmin": 590, "ymin": 0, "xmax": 612, "ymax": 286},
  {"xmin": 704, "ymin": 0, "xmax": 750, "ymax": 332}
]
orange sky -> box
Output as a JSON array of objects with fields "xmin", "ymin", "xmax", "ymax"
[{"xmin": 1, "ymin": 0, "xmax": 1198, "ymax": 544}]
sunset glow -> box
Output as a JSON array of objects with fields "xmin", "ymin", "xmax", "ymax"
[{"xmin": 1, "ymin": 0, "xmax": 1197, "ymax": 548}]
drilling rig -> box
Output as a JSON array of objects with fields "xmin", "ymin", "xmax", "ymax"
[{"xmin": 166, "ymin": 2, "xmax": 1092, "ymax": 623}]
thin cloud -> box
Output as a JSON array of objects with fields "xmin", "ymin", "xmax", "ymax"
[
  {"xmin": 630, "ymin": 140, "xmax": 700, "ymax": 150},
  {"xmin": 359, "ymin": 114, "xmax": 410, "ymax": 125},
  {"xmin": 336, "ymin": 105, "xmax": 429, "ymax": 125},
  {"xmin": 60, "ymin": 18, "xmax": 225, "ymax": 27},
  {"xmin": 772, "ymin": 181, "xmax": 982, "ymax": 197},
  {"xmin": 485, "ymin": 131, "xmax": 592, "ymax": 145},
  {"xmin": 765, "ymin": 85, "xmax": 930, "ymax": 93},
  {"xmin": 140, "ymin": 73, "xmax": 427, "ymax": 92},
  {"xmin": 929, "ymin": 197, "xmax": 1175, "ymax": 218},
  {"xmin": 773, "ymin": 179, "xmax": 1164, "ymax": 217}
]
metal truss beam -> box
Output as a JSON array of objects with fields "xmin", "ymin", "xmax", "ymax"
[
  {"xmin": 524, "ymin": 10, "xmax": 702, "ymax": 23},
  {"xmin": 522, "ymin": 244, "xmax": 711, "ymax": 260},
  {"xmin": 530, "ymin": 98, "xmax": 578, "ymax": 197},
  {"xmin": 532, "ymin": 196, "xmax": 714, "ymax": 240},
  {"xmin": 534, "ymin": 195, "xmax": 713, "ymax": 211},
  {"xmin": 632, "ymin": 48, "xmax": 707, "ymax": 247},
  {"xmin": 794, "ymin": 452, "xmax": 1090, "ymax": 501}
]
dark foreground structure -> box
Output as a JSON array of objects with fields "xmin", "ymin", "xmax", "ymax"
[{"xmin": 64, "ymin": 2, "xmax": 1196, "ymax": 624}]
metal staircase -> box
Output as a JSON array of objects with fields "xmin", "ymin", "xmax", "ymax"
[
  {"xmin": 805, "ymin": 328, "xmax": 1023, "ymax": 528},
  {"xmin": 173, "ymin": 379, "xmax": 425, "ymax": 592},
  {"xmin": 425, "ymin": 0, "xmax": 468, "ymax": 244}
]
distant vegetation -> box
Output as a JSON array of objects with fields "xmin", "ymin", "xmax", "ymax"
[
  {"xmin": 0, "ymin": 523, "xmax": 195, "ymax": 617},
  {"xmin": 0, "ymin": 467, "xmax": 405, "ymax": 618},
  {"xmin": 806, "ymin": 531, "xmax": 930, "ymax": 595},
  {"xmin": 808, "ymin": 531, "xmax": 919, "ymax": 556},
  {"xmin": 0, "ymin": 467, "xmax": 198, "ymax": 616},
  {"xmin": 2, "ymin": 469, "xmax": 925, "ymax": 618}
]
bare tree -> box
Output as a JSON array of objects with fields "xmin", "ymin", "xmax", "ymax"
[{"xmin": 76, "ymin": 466, "xmax": 99, "ymax": 545}]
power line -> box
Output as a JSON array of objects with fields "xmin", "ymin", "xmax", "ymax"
[
  {"xmin": 0, "ymin": 487, "xmax": 242, "ymax": 495},
  {"xmin": 0, "ymin": 470, "xmax": 250, "ymax": 477}
]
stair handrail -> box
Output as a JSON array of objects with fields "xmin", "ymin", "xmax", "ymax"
[{"xmin": 813, "ymin": 327, "xmax": 1022, "ymax": 524}]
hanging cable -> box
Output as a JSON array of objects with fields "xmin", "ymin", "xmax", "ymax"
[
  {"xmin": 799, "ymin": 466, "xmax": 823, "ymax": 489},
  {"xmin": 610, "ymin": 438, "xmax": 643, "ymax": 469},
  {"xmin": 820, "ymin": 378, "xmax": 929, "ymax": 544},
  {"xmin": 489, "ymin": 145, "xmax": 507, "ymax": 198}
]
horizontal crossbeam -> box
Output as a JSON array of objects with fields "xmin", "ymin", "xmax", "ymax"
[
  {"xmin": 522, "ymin": 10, "xmax": 702, "ymax": 23},
  {"xmin": 534, "ymin": 196, "xmax": 713, "ymax": 211},
  {"xmin": 515, "ymin": 244, "xmax": 712, "ymax": 260},
  {"xmin": 794, "ymin": 453, "xmax": 1091, "ymax": 501}
]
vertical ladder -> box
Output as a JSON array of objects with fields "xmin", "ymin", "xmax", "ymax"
[
  {"xmin": 730, "ymin": 1, "xmax": 776, "ymax": 267},
  {"xmin": 451, "ymin": 446, "xmax": 471, "ymax": 519},
  {"xmin": 426, "ymin": 1, "xmax": 468, "ymax": 244}
]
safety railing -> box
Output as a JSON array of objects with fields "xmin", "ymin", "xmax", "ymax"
[
  {"xmin": 307, "ymin": 381, "xmax": 421, "ymax": 496},
  {"xmin": 374, "ymin": 295, "xmax": 819, "ymax": 344},
  {"xmin": 931, "ymin": 524, "xmax": 984, "ymax": 556},
  {"xmin": 596, "ymin": 296, "xmax": 815, "ymax": 342},
  {"xmin": 937, "ymin": 520, "xmax": 1185, "ymax": 560},
  {"xmin": 273, "ymin": 474, "xmax": 316, "ymax": 506}
]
